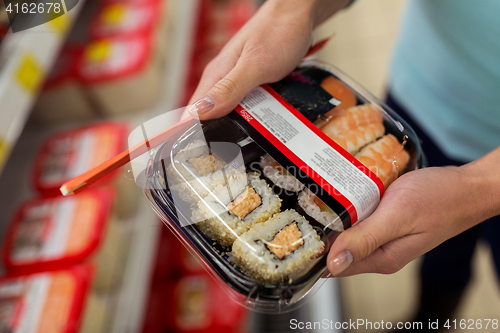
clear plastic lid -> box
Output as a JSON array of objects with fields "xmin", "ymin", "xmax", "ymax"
[{"xmin": 142, "ymin": 62, "xmax": 425, "ymax": 313}]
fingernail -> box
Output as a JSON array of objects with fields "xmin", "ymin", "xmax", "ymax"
[
  {"xmin": 329, "ymin": 250, "xmax": 354, "ymax": 276},
  {"xmin": 188, "ymin": 96, "xmax": 215, "ymax": 115}
]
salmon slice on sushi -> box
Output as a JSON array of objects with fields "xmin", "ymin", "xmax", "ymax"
[
  {"xmin": 195, "ymin": 172, "xmax": 281, "ymax": 247},
  {"xmin": 232, "ymin": 210, "xmax": 325, "ymax": 284},
  {"xmin": 168, "ymin": 139, "xmax": 244, "ymax": 205}
]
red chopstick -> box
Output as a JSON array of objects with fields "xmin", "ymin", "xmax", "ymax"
[
  {"xmin": 304, "ymin": 34, "xmax": 335, "ymax": 58},
  {"xmin": 60, "ymin": 116, "xmax": 196, "ymax": 196}
]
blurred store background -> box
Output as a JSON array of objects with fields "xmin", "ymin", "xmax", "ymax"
[{"xmin": 0, "ymin": 0, "xmax": 498, "ymax": 332}]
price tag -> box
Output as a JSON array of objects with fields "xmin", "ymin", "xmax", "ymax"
[
  {"xmin": 102, "ymin": 4, "xmax": 126, "ymax": 25},
  {"xmin": 15, "ymin": 53, "xmax": 44, "ymax": 94},
  {"xmin": 0, "ymin": 136, "xmax": 10, "ymax": 169},
  {"xmin": 85, "ymin": 40, "xmax": 111, "ymax": 63},
  {"xmin": 49, "ymin": 12, "xmax": 70, "ymax": 34}
]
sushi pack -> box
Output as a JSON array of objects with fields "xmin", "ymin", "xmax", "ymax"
[{"xmin": 144, "ymin": 62, "xmax": 424, "ymax": 312}]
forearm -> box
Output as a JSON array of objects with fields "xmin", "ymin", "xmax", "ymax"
[{"xmin": 461, "ymin": 145, "xmax": 500, "ymax": 222}]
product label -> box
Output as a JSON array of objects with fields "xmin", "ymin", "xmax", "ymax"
[
  {"xmin": 82, "ymin": 37, "xmax": 147, "ymax": 79},
  {"xmin": 0, "ymin": 273, "xmax": 76, "ymax": 332},
  {"xmin": 10, "ymin": 195, "xmax": 99, "ymax": 264},
  {"xmin": 99, "ymin": 3, "xmax": 156, "ymax": 34},
  {"xmin": 175, "ymin": 276, "xmax": 209, "ymax": 330},
  {"xmin": 236, "ymin": 85, "xmax": 383, "ymax": 224}
]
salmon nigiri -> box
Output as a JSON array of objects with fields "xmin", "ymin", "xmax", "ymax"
[
  {"xmin": 355, "ymin": 134, "xmax": 410, "ymax": 188},
  {"xmin": 319, "ymin": 104, "xmax": 383, "ymax": 138},
  {"xmin": 330, "ymin": 123, "xmax": 385, "ymax": 155}
]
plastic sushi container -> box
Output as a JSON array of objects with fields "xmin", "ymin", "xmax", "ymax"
[
  {"xmin": 0, "ymin": 265, "xmax": 109, "ymax": 333},
  {"xmin": 142, "ymin": 61, "xmax": 425, "ymax": 313},
  {"xmin": 1, "ymin": 187, "xmax": 126, "ymax": 293}
]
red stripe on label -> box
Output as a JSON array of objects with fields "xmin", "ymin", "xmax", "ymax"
[
  {"xmin": 235, "ymin": 105, "xmax": 359, "ymax": 224},
  {"xmin": 261, "ymin": 85, "xmax": 385, "ymax": 197}
]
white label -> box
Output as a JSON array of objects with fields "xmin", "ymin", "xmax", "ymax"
[
  {"xmin": 69, "ymin": 132, "xmax": 96, "ymax": 178},
  {"xmin": 239, "ymin": 87, "xmax": 381, "ymax": 221},
  {"xmin": 16, "ymin": 275, "xmax": 50, "ymax": 333},
  {"xmin": 40, "ymin": 199, "xmax": 75, "ymax": 259},
  {"xmin": 12, "ymin": 199, "xmax": 75, "ymax": 263}
]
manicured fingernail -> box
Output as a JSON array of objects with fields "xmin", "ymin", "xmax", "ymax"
[
  {"xmin": 188, "ymin": 96, "xmax": 215, "ymax": 115},
  {"xmin": 329, "ymin": 250, "xmax": 353, "ymax": 276}
]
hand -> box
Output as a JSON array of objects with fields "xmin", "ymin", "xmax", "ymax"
[
  {"xmin": 326, "ymin": 164, "xmax": 499, "ymax": 277},
  {"xmin": 184, "ymin": 0, "xmax": 351, "ymax": 120}
]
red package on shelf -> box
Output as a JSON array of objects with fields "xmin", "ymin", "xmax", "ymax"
[
  {"xmin": 0, "ymin": 265, "xmax": 107, "ymax": 333},
  {"xmin": 165, "ymin": 273, "xmax": 247, "ymax": 333},
  {"xmin": 171, "ymin": 237, "xmax": 206, "ymax": 276},
  {"xmin": 77, "ymin": 32, "xmax": 162, "ymax": 116},
  {"xmin": 88, "ymin": 0, "xmax": 163, "ymax": 39},
  {"xmin": 1, "ymin": 187, "xmax": 126, "ymax": 292},
  {"xmin": 31, "ymin": 122, "xmax": 128, "ymax": 196},
  {"xmin": 141, "ymin": 282, "xmax": 169, "ymax": 333},
  {"xmin": 151, "ymin": 226, "xmax": 178, "ymax": 282}
]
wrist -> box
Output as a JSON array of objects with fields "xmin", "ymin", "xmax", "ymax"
[{"xmin": 460, "ymin": 156, "xmax": 500, "ymax": 221}]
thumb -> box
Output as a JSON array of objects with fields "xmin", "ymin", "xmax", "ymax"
[
  {"xmin": 187, "ymin": 60, "xmax": 266, "ymax": 120},
  {"xmin": 326, "ymin": 210, "xmax": 397, "ymax": 276}
]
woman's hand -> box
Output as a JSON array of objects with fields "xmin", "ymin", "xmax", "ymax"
[
  {"xmin": 185, "ymin": 0, "xmax": 351, "ymax": 120},
  {"xmin": 327, "ymin": 151, "xmax": 500, "ymax": 277}
]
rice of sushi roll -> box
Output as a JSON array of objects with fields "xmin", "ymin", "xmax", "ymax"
[
  {"xmin": 195, "ymin": 172, "xmax": 281, "ymax": 247},
  {"xmin": 232, "ymin": 210, "xmax": 325, "ymax": 284},
  {"xmin": 168, "ymin": 139, "xmax": 244, "ymax": 205},
  {"xmin": 259, "ymin": 155, "xmax": 304, "ymax": 193},
  {"xmin": 297, "ymin": 189, "xmax": 343, "ymax": 232}
]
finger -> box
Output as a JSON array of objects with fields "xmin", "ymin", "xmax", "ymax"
[
  {"xmin": 326, "ymin": 209, "xmax": 401, "ymax": 276},
  {"xmin": 187, "ymin": 58, "xmax": 267, "ymax": 120},
  {"xmin": 188, "ymin": 54, "xmax": 236, "ymax": 106},
  {"xmin": 334, "ymin": 233, "xmax": 423, "ymax": 276}
]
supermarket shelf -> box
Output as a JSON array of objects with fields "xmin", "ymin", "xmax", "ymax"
[
  {"xmin": 110, "ymin": 1, "xmax": 200, "ymax": 332},
  {"xmin": 0, "ymin": 1, "xmax": 86, "ymax": 174},
  {"xmin": 0, "ymin": 2, "xmax": 200, "ymax": 333}
]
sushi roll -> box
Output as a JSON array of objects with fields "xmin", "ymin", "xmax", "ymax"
[
  {"xmin": 168, "ymin": 139, "xmax": 245, "ymax": 205},
  {"xmin": 232, "ymin": 210, "xmax": 325, "ymax": 284},
  {"xmin": 195, "ymin": 172, "xmax": 281, "ymax": 247},
  {"xmin": 297, "ymin": 189, "xmax": 343, "ymax": 232},
  {"xmin": 259, "ymin": 154, "xmax": 304, "ymax": 193}
]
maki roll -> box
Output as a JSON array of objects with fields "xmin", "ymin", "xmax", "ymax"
[
  {"xmin": 232, "ymin": 210, "xmax": 325, "ymax": 284},
  {"xmin": 195, "ymin": 172, "xmax": 281, "ymax": 247},
  {"xmin": 297, "ymin": 189, "xmax": 343, "ymax": 232},
  {"xmin": 259, "ymin": 154, "xmax": 304, "ymax": 193},
  {"xmin": 168, "ymin": 139, "xmax": 244, "ymax": 205}
]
